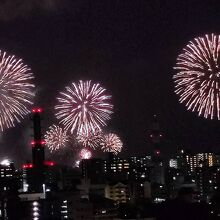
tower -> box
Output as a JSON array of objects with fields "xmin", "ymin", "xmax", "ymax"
[
  {"xmin": 148, "ymin": 115, "xmax": 165, "ymax": 199},
  {"xmin": 148, "ymin": 114, "xmax": 163, "ymax": 155},
  {"xmin": 31, "ymin": 107, "xmax": 45, "ymax": 167},
  {"xmin": 22, "ymin": 107, "xmax": 56, "ymax": 193},
  {"xmin": 30, "ymin": 107, "xmax": 45, "ymax": 192}
]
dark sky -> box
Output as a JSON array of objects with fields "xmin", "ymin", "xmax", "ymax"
[{"xmin": 0, "ymin": 0, "xmax": 220, "ymax": 165}]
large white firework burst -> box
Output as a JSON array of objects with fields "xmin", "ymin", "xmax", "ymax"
[
  {"xmin": 55, "ymin": 80, "xmax": 113, "ymax": 134},
  {"xmin": 101, "ymin": 133, "xmax": 123, "ymax": 155},
  {"xmin": 76, "ymin": 128, "xmax": 103, "ymax": 149},
  {"xmin": 44, "ymin": 124, "xmax": 69, "ymax": 152},
  {"xmin": 0, "ymin": 50, "xmax": 35, "ymax": 131},
  {"xmin": 174, "ymin": 34, "xmax": 220, "ymax": 120}
]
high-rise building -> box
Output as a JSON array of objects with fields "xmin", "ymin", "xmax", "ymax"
[
  {"xmin": 19, "ymin": 191, "xmax": 93, "ymax": 220},
  {"xmin": 167, "ymin": 150, "xmax": 220, "ymax": 202},
  {"xmin": 129, "ymin": 181, "xmax": 151, "ymax": 202},
  {"xmin": 173, "ymin": 149, "xmax": 215, "ymax": 173},
  {"xmin": 106, "ymin": 156, "xmax": 130, "ymax": 181},
  {"xmin": 185, "ymin": 152, "xmax": 214, "ymax": 172},
  {"xmin": 165, "ymin": 167, "xmax": 185, "ymax": 197},
  {"xmin": 105, "ymin": 182, "xmax": 129, "ymax": 203},
  {"xmin": 176, "ymin": 149, "xmax": 190, "ymax": 174},
  {"xmin": 81, "ymin": 158, "xmax": 106, "ymax": 184},
  {"xmin": 105, "ymin": 154, "xmax": 153, "ymax": 182},
  {"xmin": 0, "ymin": 159, "xmax": 21, "ymax": 219},
  {"xmin": 0, "ymin": 159, "xmax": 17, "ymax": 192},
  {"xmin": 214, "ymin": 154, "xmax": 220, "ymax": 166},
  {"xmin": 129, "ymin": 156, "xmax": 152, "ymax": 181},
  {"xmin": 195, "ymin": 166, "xmax": 220, "ymax": 202},
  {"xmin": 58, "ymin": 165, "xmax": 81, "ymax": 190},
  {"xmin": 169, "ymin": 159, "xmax": 178, "ymax": 169},
  {"xmin": 91, "ymin": 196, "xmax": 118, "ymax": 219},
  {"xmin": 108, "ymin": 157, "xmax": 130, "ymax": 173}
]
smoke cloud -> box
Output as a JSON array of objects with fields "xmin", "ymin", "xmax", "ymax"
[{"xmin": 0, "ymin": 0, "xmax": 66, "ymax": 21}]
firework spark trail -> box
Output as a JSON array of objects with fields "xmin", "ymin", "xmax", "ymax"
[
  {"xmin": 55, "ymin": 80, "xmax": 113, "ymax": 134},
  {"xmin": 0, "ymin": 50, "xmax": 35, "ymax": 131},
  {"xmin": 44, "ymin": 124, "xmax": 69, "ymax": 152},
  {"xmin": 173, "ymin": 34, "xmax": 220, "ymax": 119},
  {"xmin": 77, "ymin": 128, "xmax": 103, "ymax": 149},
  {"xmin": 101, "ymin": 133, "xmax": 123, "ymax": 155}
]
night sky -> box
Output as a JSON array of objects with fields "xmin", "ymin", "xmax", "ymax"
[{"xmin": 0, "ymin": 0, "xmax": 220, "ymax": 165}]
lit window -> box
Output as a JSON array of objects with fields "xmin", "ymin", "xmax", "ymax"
[
  {"xmin": 33, "ymin": 212, "xmax": 39, "ymax": 217},
  {"xmin": 33, "ymin": 201, "xmax": 39, "ymax": 206}
]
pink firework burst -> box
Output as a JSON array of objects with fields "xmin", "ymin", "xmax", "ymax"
[
  {"xmin": 0, "ymin": 50, "xmax": 35, "ymax": 131},
  {"xmin": 79, "ymin": 148, "xmax": 92, "ymax": 159},
  {"xmin": 44, "ymin": 124, "xmax": 69, "ymax": 152},
  {"xmin": 77, "ymin": 128, "xmax": 103, "ymax": 149},
  {"xmin": 101, "ymin": 133, "xmax": 123, "ymax": 155},
  {"xmin": 174, "ymin": 34, "xmax": 220, "ymax": 120},
  {"xmin": 55, "ymin": 80, "xmax": 113, "ymax": 134}
]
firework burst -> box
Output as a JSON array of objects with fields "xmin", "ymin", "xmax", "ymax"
[
  {"xmin": 101, "ymin": 133, "xmax": 123, "ymax": 155},
  {"xmin": 44, "ymin": 124, "xmax": 69, "ymax": 152},
  {"xmin": 79, "ymin": 148, "xmax": 92, "ymax": 159},
  {"xmin": 77, "ymin": 128, "xmax": 103, "ymax": 149},
  {"xmin": 0, "ymin": 50, "xmax": 35, "ymax": 131},
  {"xmin": 174, "ymin": 34, "xmax": 220, "ymax": 120},
  {"xmin": 55, "ymin": 80, "xmax": 113, "ymax": 134}
]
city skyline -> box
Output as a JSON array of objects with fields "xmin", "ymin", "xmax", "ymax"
[{"xmin": 1, "ymin": 1, "xmax": 220, "ymax": 165}]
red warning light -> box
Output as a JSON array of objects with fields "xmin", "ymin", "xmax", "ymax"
[
  {"xmin": 32, "ymin": 107, "xmax": 43, "ymax": 113},
  {"xmin": 37, "ymin": 108, "xmax": 42, "ymax": 113},
  {"xmin": 30, "ymin": 141, "xmax": 35, "ymax": 145},
  {"xmin": 155, "ymin": 150, "xmax": 160, "ymax": 155},
  {"xmin": 30, "ymin": 140, "xmax": 46, "ymax": 146},
  {"xmin": 22, "ymin": 164, "xmax": 33, "ymax": 169},
  {"xmin": 49, "ymin": 162, "xmax": 54, "ymax": 166},
  {"xmin": 44, "ymin": 161, "xmax": 55, "ymax": 166},
  {"xmin": 40, "ymin": 140, "xmax": 46, "ymax": 145}
]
